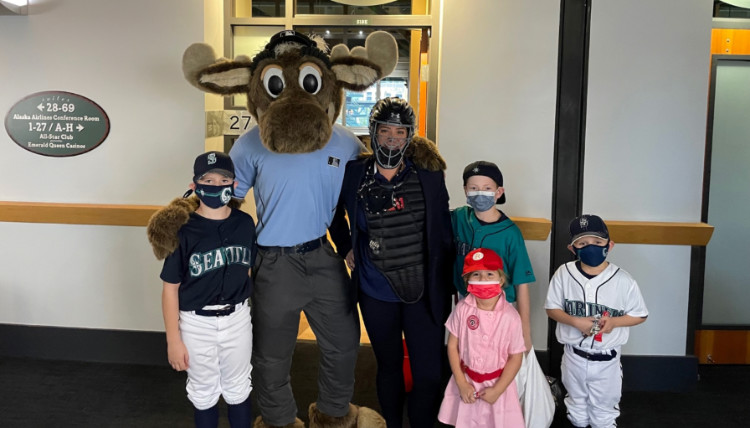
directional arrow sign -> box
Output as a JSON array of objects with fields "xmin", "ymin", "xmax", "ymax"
[{"xmin": 5, "ymin": 91, "xmax": 110, "ymax": 157}]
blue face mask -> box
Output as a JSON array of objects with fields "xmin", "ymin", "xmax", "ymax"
[
  {"xmin": 575, "ymin": 243, "xmax": 609, "ymax": 267},
  {"xmin": 466, "ymin": 191, "xmax": 496, "ymax": 212},
  {"xmin": 194, "ymin": 183, "xmax": 233, "ymax": 209}
]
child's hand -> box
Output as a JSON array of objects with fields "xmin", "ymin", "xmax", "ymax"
[
  {"xmin": 574, "ymin": 317, "xmax": 596, "ymax": 335},
  {"xmin": 598, "ymin": 315, "xmax": 617, "ymax": 334},
  {"xmin": 457, "ymin": 379, "xmax": 478, "ymax": 404},
  {"xmin": 477, "ymin": 384, "xmax": 505, "ymax": 405},
  {"xmin": 523, "ymin": 334, "xmax": 533, "ymax": 354},
  {"xmin": 167, "ymin": 340, "xmax": 189, "ymax": 371}
]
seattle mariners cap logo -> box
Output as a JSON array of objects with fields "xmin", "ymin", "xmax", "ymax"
[
  {"xmin": 473, "ymin": 251, "xmax": 484, "ymax": 261},
  {"xmin": 207, "ymin": 153, "xmax": 217, "ymax": 165},
  {"xmin": 580, "ymin": 217, "xmax": 589, "ymax": 228}
]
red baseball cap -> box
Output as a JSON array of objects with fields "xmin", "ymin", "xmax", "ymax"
[{"xmin": 462, "ymin": 248, "xmax": 504, "ymax": 276}]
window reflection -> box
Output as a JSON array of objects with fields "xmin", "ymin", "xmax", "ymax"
[
  {"xmin": 342, "ymin": 79, "xmax": 408, "ymax": 132},
  {"xmin": 234, "ymin": 0, "xmax": 285, "ymax": 18}
]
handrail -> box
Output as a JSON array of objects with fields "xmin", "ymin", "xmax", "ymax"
[
  {"xmin": 510, "ymin": 217, "xmax": 553, "ymax": 241},
  {"xmin": 606, "ymin": 220, "xmax": 713, "ymax": 246},
  {"xmin": 0, "ymin": 201, "xmax": 161, "ymax": 227},
  {"xmin": 0, "ymin": 201, "xmax": 713, "ymax": 245}
]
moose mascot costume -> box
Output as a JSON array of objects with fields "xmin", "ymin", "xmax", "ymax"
[{"xmin": 148, "ymin": 30, "xmax": 399, "ymax": 428}]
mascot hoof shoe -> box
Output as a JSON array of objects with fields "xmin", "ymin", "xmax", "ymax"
[
  {"xmin": 308, "ymin": 403, "xmax": 385, "ymax": 428},
  {"xmin": 253, "ymin": 416, "xmax": 305, "ymax": 428}
]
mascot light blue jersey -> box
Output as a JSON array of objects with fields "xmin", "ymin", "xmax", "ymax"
[{"xmin": 230, "ymin": 124, "xmax": 362, "ymax": 246}]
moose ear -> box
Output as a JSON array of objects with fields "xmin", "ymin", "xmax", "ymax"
[
  {"xmin": 183, "ymin": 43, "xmax": 252, "ymax": 95},
  {"xmin": 330, "ymin": 31, "xmax": 398, "ymax": 91}
]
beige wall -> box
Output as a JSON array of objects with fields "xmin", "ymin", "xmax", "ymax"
[
  {"xmin": 584, "ymin": 0, "xmax": 712, "ymax": 356},
  {"xmin": 437, "ymin": 0, "xmax": 560, "ymax": 350},
  {"xmin": 0, "ymin": 0, "xmax": 204, "ymax": 331}
]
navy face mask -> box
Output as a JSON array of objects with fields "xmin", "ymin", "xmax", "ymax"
[
  {"xmin": 575, "ymin": 243, "xmax": 609, "ymax": 267},
  {"xmin": 466, "ymin": 191, "xmax": 496, "ymax": 212},
  {"xmin": 194, "ymin": 183, "xmax": 234, "ymax": 209}
]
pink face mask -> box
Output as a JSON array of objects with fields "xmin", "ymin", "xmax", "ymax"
[{"xmin": 467, "ymin": 281, "xmax": 503, "ymax": 300}]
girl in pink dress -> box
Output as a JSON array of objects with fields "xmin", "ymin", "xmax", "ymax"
[{"xmin": 438, "ymin": 248, "xmax": 526, "ymax": 427}]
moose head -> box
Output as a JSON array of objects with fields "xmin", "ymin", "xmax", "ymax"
[{"xmin": 182, "ymin": 30, "xmax": 398, "ymax": 154}]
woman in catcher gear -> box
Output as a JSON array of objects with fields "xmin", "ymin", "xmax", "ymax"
[{"xmin": 332, "ymin": 97, "xmax": 455, "ymax": 428}]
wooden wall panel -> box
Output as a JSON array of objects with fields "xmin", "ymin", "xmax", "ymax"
[
  {"xmin": 607, "ymin": 221, "xmax": 713, "ymax": 246},
  {"xmin": 0, "ymin": 201, "xmax": 160, "ymax": 227},
  {"xmin": 695, "ymin": 330, "xmax": 750, "ymax": 364},
  {"xmin": 712, "ymin": 28, "xmax": 750, "ymax": 55}
]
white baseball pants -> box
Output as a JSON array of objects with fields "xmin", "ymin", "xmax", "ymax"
[
  {"xmin": 561, "ymin": 346, "xmax": 621, "ymax": 428},
  {"xmin": 179, "ymin": 300, "xmax": 253, "ymax": 410}
]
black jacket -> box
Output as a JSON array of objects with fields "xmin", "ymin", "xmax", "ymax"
[{"xmin": 331, "ymin": 152, "xmax": 455, "ymax": 324}]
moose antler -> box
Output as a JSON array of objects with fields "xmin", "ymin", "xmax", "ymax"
[
  {"xmin": 330, "ymin": 31, "xmax": 398, "ymax": 91},
  {"xmin": 182, "ymin": 43, "xmax": 253, "ymax": 95}
]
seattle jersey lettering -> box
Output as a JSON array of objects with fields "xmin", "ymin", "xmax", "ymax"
[
  {"xmin": 563, "ymin": 299, "xmax": 625, "ymax": 318},
  {"xmin": 188, "ymin": 245, "xmax": 252, "ymax": 277}
]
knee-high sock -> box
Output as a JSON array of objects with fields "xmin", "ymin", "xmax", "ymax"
[
  {"xmin": 227, "ymin": 396, "xmax": 252, "ymax": 428},
  {"xmin": 194, "ymin": 404, "xmax": 219, "ymax": 428}
]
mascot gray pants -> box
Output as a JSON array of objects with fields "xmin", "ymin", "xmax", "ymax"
[{"xmin": 252, "ymin": 240, "xmax": 360, "ymax": 426}]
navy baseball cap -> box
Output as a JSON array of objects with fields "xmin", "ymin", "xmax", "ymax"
[
  {"xmin": 569, "ymin": 214, "xmax": 609, "ymax": 244},
  {"xmin": 463, "ymin": 161, "xmax": 506, "ymax": 204},
  {"xmin": 265, "ymin": 30, "xmax": 316, "ymax": 51},
  {"xmin": 193, "ymin": 151, "xmax": 235, "ymax": 181}
]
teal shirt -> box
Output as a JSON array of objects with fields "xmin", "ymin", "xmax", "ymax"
[{"xmin": 451, "ymin": 206, "xmax": 536, "ymax": 302}]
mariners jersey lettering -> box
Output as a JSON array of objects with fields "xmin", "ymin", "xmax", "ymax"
[
  {"xmin": 563, "ymin": 300, "xmax": 625, "ymax": 318},
  {"xmin": 544, "ymin": 261, "xmax": 648, "ymax": 350},
  {"xmin": 189, "ymin": 245, "xmax": 252, "ymax": 277},
  {"xmin": 160, "ymin": 209, "xmax": 257, "ymax": 311}
]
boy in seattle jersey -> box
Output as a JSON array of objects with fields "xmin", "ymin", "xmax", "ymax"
[
  {"xmin": 160, "ymin": 151, "xmax": 256, "ymax": 428},
  {"xmin": 545, "ymin": 214, "xmax": 648, "ymax": 428}
]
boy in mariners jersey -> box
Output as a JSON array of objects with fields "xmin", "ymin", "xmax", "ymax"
[
  {"xmin": 452, "ymin": 161, "xmax": 536, "ymax": 352},
  {"xmin": 160, "ymin": 151, "xmax": 256, "ymax": 428},
  {"xmin": 545, "ymin": 214, "xmax": 648, "ymax": 428}
]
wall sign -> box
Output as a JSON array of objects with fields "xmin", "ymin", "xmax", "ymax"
[
  {"xmin": 205, "ymin": 110, "xmax": 257, "ymax": 137},
  {"xmin": 4, "ymin": 91, "xmax": 110, "ymax": 157}
]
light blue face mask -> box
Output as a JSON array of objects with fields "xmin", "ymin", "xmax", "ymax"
[{"xmin": 466, "ymin": 191, "xmax": 497, "ymax": 212}]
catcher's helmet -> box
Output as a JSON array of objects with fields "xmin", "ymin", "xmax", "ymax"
[{"xmin": 368, "ymin": 97, "xmax": 416, "ymax": 169}]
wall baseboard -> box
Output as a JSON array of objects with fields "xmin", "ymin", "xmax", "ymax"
[
  {"xmin": 536, "ymin": 349, "xmax": 698, "ymax": 392},
  {"xmin": 1, "ymin": 324, "xmax": 698, "ymax": 391},
  {"xmin": 0, "ymin": 324, "xmax": 167, "ymax": 366}
]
